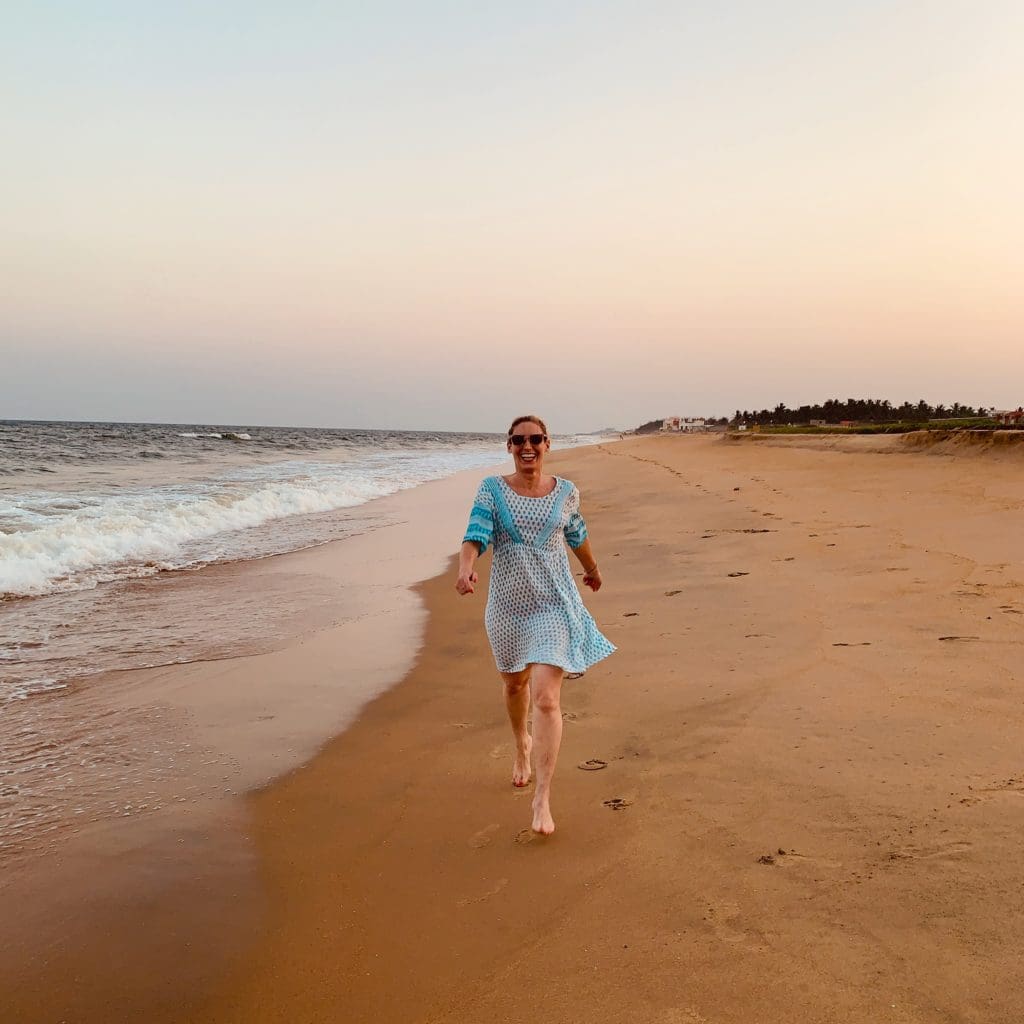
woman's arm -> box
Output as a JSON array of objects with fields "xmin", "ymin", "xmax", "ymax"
[
  {"xmin": 569, "ymin": 537, "xmax": 603, "ymax": 592},
  {"xmin": 455, "ymin": 540, "xmax": 481, "ymax": 595},
  {"xmin": 458, "ymin": 481, "xmax": 494, "ymax": 595}
]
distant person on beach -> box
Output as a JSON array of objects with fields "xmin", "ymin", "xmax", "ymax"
[{"xmin": 455, "ymin": 414, "xmax": 615, "ymax": 835}]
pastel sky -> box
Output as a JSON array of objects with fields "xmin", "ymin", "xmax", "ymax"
[{"xmin": 3, "ymin": 2, "xmax": 1021, "ymax": 432}]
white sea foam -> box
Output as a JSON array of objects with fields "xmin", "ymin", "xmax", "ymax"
[
  {"xmin": 176, "ymin": 432, "xmax": 250, "ymax": 440},
  {"xmin": 0, "ymin": 677, "xmax": 67, "ymax": 702},
  {"xmin": 0, "ymin": 446, "xmax": 511, "ymax": 597},
  {"xmin": 1, "ymin": 431, "xmax": 604, "ymax": 599}
]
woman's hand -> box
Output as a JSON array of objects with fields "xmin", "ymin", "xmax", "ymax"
[
  {"xmin": 582, "ymin": 566, "xmax": 602, "ymax": 592},
  {"xmin": 455, "ymin": 569, "xmax": 479, "ymax": 595}
]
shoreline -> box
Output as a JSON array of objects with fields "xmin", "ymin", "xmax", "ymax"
[
  {"xmin": 1, "ymin": 460, "xmax": 508, "ymax": 1019},
  {"xmin": 5, "ymin": 434, "xmax": 1024, "ymax": 1022}
]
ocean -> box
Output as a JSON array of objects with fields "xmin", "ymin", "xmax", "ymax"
[{"xmin": 0, "ymin": 419, "xmax": 599, "ymax": 860}]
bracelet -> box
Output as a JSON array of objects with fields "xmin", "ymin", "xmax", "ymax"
[{"xmin": 583, "ymin": 564, "xmax": 599, "ymax": 574}]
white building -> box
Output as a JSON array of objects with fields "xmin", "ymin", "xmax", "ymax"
[{"xmin": 662, "ymin": 417, "xmax": 708, "ymax": 432}]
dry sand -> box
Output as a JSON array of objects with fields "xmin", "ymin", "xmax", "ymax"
[{"xmin": 7, "ymin": 433, "xmax": 1024, "ymax": 1023}]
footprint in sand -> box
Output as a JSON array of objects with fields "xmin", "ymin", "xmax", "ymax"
[
  {"xmin": 702, "ymin": 898, "xmax": 749, "ymax": 945},
  {"xmin": 727, "ymin": 571, "xmax": 749, "ymax": 578},
  {"xmin": 603, "ymin": 797, "xmax": 632, "ymax": 810},
  {"xmin": 489, "ymin": 744, "xmax": 509, "ymax": 759},
  {"xmin": 457, "ymin": 877, "xmax": 509, "ymax": 906},
  {"xmin": 514, "ymin": 828, "xmax": 536, "ymax": 845},
  {"xmin": 469, "ymin": 823, "xmax": 502, "ymax": 848},
  {"xmin": 578, "ymin": 759, "xmax": 608, "ymax": 771},
  {"xmin": 766, "ymin": 848, "xmax": 843, "ymax": 871},
  {"xmin": 664, "ymin": 590, "xmax": 682, "ymax": 597},
  {"xmin": 961, "ymin": 777, "xmax": 1024, "ymax": 806},
  {"xmin": 886, "ymin": 839, "xmax": 972, "ymax": 864}
]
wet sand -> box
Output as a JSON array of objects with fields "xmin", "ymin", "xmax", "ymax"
[
  {"xmin": 0, "ymin": 466, "xmax": 499, "ymax": 1022},
  {"xmin": 6, "ymin": 433, "xmax": 1024, "ymax": 1022}
]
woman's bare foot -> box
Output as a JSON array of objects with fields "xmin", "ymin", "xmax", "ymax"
[
  {"xmin": 512, "ymin": 736, "xmax": 532, "ymax": 787},
  {"xmin": 531, "ymin": 794, "xmax": 555, "ymax": 835}
]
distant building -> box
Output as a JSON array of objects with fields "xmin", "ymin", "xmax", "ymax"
[
  {"xmin": 662, "ymin": 417, "xmax": 707, "ymax": 432},
  {"xmin": 809, "ymin": 419, "xmax": 828, "ymax": 427},
  {"xmin": 996, "ymin": 407, "xmax": 1024, "ymax": 426}
]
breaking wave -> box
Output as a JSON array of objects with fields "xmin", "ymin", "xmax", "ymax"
[{"xmin": 0, "ymin": 448, "xmax": 513, "ymax": 598}]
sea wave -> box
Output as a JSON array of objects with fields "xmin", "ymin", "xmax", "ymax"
[
  {"xmin": 0, "ymin": 427, "xmax": 605, "ymax": 600},
  {"xmin": 0, "ymin": 676, "xmax": 68, "ymax": 702},
  {"xmin": 0, "ymin": 447, "xmax": 513, "ymax": 598},
  {"xmin": 177, "ymin": 432, "xmax": 251, "ymax": 441},
  {"xmin": 0, "ymin": 474, "xmax": 394, "ymax": 598}
]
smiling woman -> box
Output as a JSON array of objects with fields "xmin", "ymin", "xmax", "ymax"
[{"xmin": 455, "ymin": 413, "xmax": 615, "ymax": 836}]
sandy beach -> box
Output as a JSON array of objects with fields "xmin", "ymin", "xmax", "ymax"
[{"xmin": 6, "ymin": 432, "xmax": 1024, "ymax": 1023}]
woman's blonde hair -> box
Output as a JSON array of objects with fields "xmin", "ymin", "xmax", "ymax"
[{"xmin": 507, "ymin": 414, "xmax": 549, "ymax": 437}]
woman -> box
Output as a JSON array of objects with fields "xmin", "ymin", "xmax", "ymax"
[{"xmin": 455, "ymin": 414, "xmax": 615, "ymax": 835}]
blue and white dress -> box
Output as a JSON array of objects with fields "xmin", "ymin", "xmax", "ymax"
[{"xmin": 463, "ymin": 476, "xmax": 616, "ymax": 674}]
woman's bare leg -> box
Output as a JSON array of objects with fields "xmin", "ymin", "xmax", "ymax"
[
  {"xmin": 529, "ymin": 664, "xmax": 565, "ymax": 834},
  {"xmin": 501, "ymin": 668, "xmax": 533, "ymax": 787}
]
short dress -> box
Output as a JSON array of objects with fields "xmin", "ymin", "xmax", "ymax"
[{"xmin": 463, "ymin": 475, "xmax": 616, "ymax": 674}]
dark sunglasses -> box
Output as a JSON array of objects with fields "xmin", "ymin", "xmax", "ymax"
[{"xmin": 509, "ymin": 433, "xmax": 547, "ymax": 446}]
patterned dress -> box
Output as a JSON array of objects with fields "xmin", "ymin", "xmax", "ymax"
[{"xmin": 463, "ymin": 476, "xmax": 616, "ymax": 674}]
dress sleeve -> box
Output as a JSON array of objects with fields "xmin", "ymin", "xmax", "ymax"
[
  {"xmin": 463, "ymin": 480, "xmax": 495, "ymax": 555},
  {"xmin": 562, "ymin": 484, "xmax": 588, "ymax": 549}
]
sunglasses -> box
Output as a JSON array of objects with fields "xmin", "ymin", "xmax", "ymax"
[{"xmin": 509, "ymin": 433, "xmax": 547, "ymax": 446}]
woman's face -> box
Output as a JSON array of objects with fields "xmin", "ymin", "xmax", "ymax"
[{"xmin": 507, "ymin": 420, "xmax": 550, "ymax": 470}]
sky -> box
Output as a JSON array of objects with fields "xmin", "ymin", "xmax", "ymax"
[{"xmin": 2, "ymin": 1, "xmax": 1021, "ymax": 432}]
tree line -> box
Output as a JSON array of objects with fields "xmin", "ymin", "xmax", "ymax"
[
  {"xmin": 634, "ymin": 399, "xmax": 992, "ymax": 432},
  {"xmin": 730, "ymin": 398, "xmax": 988, "ymax": 427}
]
